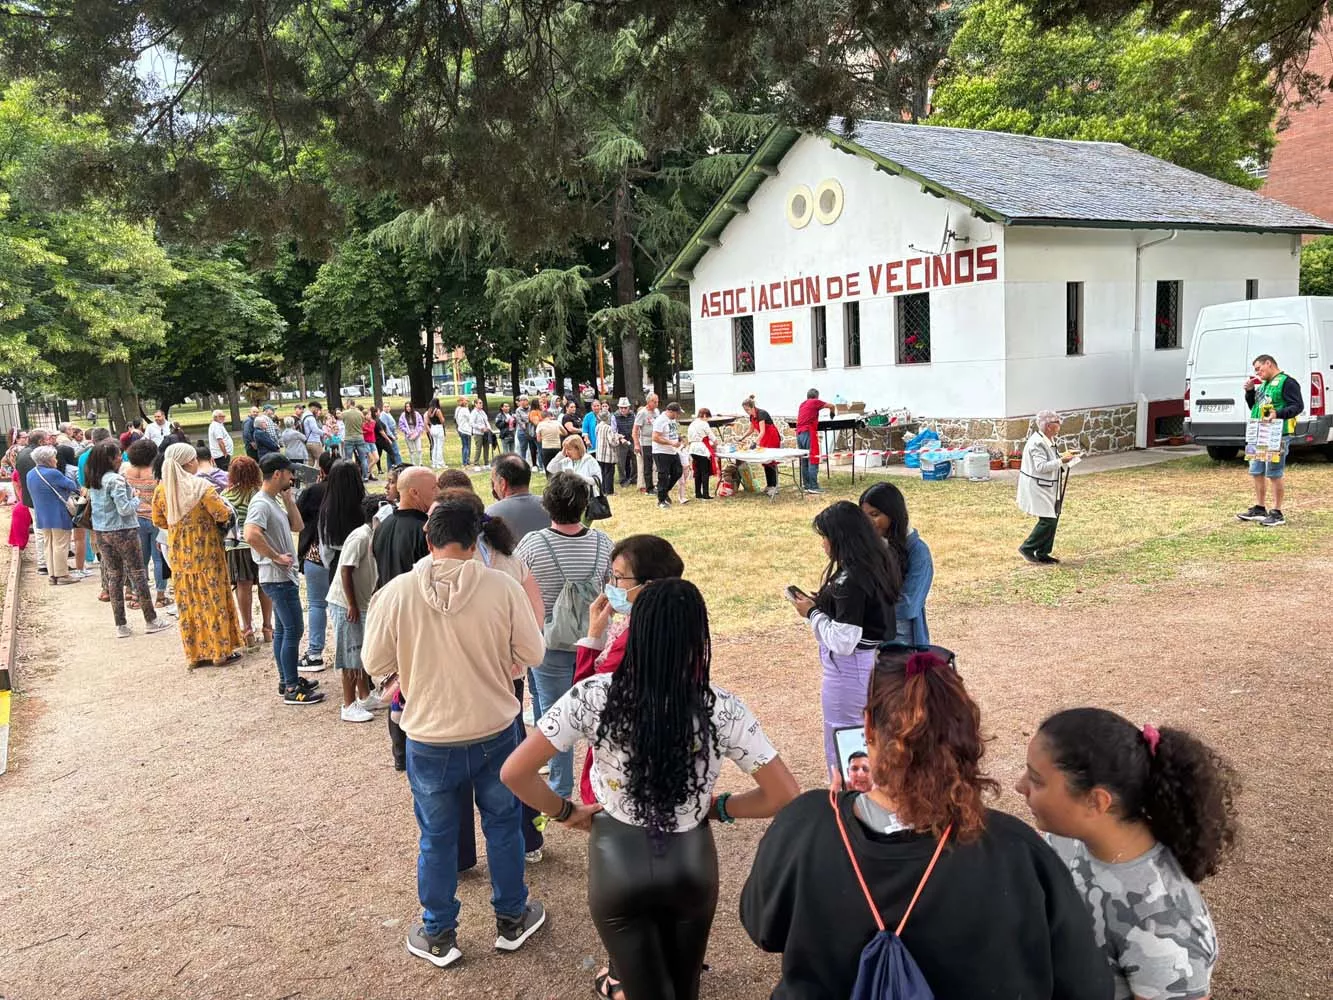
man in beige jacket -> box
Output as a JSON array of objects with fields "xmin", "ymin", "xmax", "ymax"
[{"xmin": 362, "ymin": 496, "xmax": 547, "ymax": 970}]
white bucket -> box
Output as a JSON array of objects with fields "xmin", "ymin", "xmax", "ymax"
[{"xmin": 963, "ymin": 451, "xmax": 991, "ymax": 481}]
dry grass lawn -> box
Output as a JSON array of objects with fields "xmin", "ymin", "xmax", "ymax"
[{"xmin": 1, "ymin": 453, "xmax": 1331, "ymax": 999}]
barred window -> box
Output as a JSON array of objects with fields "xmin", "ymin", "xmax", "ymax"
[
  {"xmin": 812, "ymin": 306, "xmax": 827, "ymax": 370},
  {"xmin": 733, "ymin": 315, "xmax": 755, "ymax": 373},
  {"xmin": 843, "ymin": 302, "xmax": 861, "ymax": 368},
  {"xmin": 1155, "ymin": 280, "xmax": 1181, "ymax": 350},
  {"xmin": 896, "ymin": 293, "xmax": 931, "ymax": 365},
  {"xmin": 1066, "ymin": 282, "xmax": 1084, "ymax": 356}
]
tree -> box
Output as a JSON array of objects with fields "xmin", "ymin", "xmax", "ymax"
[
  {"xmin": 137, "ymin": 254, "xmax": 286, "ymax": 422},
  {"xmin": 0, "ymin": 80, "xmax": 180, "ymax": 424},
  {"xmin": 930, "ymin": 2, "xmax": 1278, "ymax": 187},
  {"xmin": 1300, "ymin": 237, "xmax": 1333, "ymax": 296}
]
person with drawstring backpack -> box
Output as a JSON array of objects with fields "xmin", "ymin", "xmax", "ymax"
[{"xmin": 740, "ymin": 643, "xmax": 1113, "ymax": 1000}]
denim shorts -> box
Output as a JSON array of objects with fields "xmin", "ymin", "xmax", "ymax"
[
  {"xmin": 329, "ymin": 603, "xmax": 364, "ymax": 671},
  {"xmin": 1249, "ymin": 436, "xmax": 1290, "ymax": 479}
]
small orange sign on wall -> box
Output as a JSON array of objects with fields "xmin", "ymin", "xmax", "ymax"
[{"xmin": 769, "ymin": 320, "xmax": 794, "ymax": 345}]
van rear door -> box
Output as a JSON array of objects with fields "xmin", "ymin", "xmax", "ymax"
[{"xmin": 1189, "ymin": 326, "xmax": 1250, "ymax": 428}]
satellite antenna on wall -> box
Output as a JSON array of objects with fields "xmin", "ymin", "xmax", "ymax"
[{"xmin": 908, "ymin": 215, "xmax": 971, "ymax": 256}]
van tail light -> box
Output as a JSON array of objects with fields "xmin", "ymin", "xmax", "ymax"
[
  {"xmin": 1311, "ymin": 372, "xmax": 1325, "ymax": 417},
  {"xmin": 1183, "ymin": 379, "xmax": 1191, "ymax": 414}
]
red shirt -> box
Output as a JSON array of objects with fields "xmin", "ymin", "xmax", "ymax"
[{"xmin": 796, "ymin": 398, "xmax": 829, "ymax": 431}]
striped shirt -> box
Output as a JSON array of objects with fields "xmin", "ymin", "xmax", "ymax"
[
  {"xmin": 123, "ymin": 467, "xmax": 157, "ymax": 518},
  {"xmin": 515, "ymin": 527, "xmax": 613, "ymax": 617}
]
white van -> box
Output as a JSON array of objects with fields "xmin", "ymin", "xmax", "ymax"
[{"xmin": 1184, "ymin": 297, "xmax": 1331, "ymax": 460}]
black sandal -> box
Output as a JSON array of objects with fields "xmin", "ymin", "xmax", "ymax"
[{"xmin": 593, "ymin": 970, "xmax": 624, "ymax": 1000}]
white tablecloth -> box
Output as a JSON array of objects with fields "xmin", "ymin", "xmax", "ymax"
[{"xmin": 726, "ymin": 448, "xmax": 808, "ymax": 463}]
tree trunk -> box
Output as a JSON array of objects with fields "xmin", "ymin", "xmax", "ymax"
[
  {"xmin": 224, "ymin": 368, "xmax": 242, "ymax": 428},
  {"xmin": 551, "ymin": 361, "xmax": 564, "ymax": 401},
  {"xmin": 613, "ymin": 180, "xmax": 645, "ymax": 405},
  {"xmin": 466, "ymin": 350, "xmax": 489, "ymax": 410},
  {"xmin": 106, "ymin": 395, "xmax": 128, "ymax": 432},
  {"xmin": 323, "ymin": 356, "xmax": 343, "ymax": 412},
  {"xmin": 297, "ymin": 364, "xmax": 307, "ymax": 401},
  {"xmin": 510, "ymin": 353, "xmax": 521, "ymax": 401},
  {"xmin": 111, "ymin": 362, "xmax": 143, "ymax": 424},
  {"xmin": 371, "ymin": 353, "xmax": 385, "ymax": 410},
  {"xmin": 611, "ymin": 336, "xmax": 626, "ymax": 402}
]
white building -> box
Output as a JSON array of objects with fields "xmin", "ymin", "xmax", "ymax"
[{"xmin": 657, "ymin": 120, "xmax": 1333, "ymax": 452}]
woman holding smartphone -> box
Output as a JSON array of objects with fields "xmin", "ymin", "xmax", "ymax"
[
  {"xmin": 503, "ymin": 579, "xmax": 799, "ymax": 1000},
  {"xmin": 788, "ymin": 501, "xmax": 900, "ymax": 776}
]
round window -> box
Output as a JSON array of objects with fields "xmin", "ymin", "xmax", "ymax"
[
  {"xmin": 814, "ymin": 179, "xmax": 844, "ymax": 225},
  {"xmin": 786, "ymin": 185, "xmax": 814, "ymax": 229}
]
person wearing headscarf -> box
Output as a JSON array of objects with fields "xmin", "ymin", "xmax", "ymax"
[
  {"xmin": 1016, "ymin": 409, "xmax": 1077, "ymax": 565},
  {"xmin": 151, "ymin": 442, "xmax": 244, "ymax": 668}
]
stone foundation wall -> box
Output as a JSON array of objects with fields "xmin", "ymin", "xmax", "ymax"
[
  {"xmin": 712, "ymin": 403, "xmax": 1137, "ymax": 459},
  {"xmin": 915, "ymin": 403, "xmax": 1138, "ymax": 458}
]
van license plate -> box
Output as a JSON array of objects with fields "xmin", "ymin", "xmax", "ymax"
[{"xmin": 1196, "ymin": 401, "xmax": 1231, "ymax": 412}]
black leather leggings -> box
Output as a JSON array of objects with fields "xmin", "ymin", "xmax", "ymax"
[{"xmin": 588, "ymin": 813, "xmax": 719, "ymax": 1000}]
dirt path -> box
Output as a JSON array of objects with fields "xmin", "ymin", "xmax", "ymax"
[{"xmin": 0, "ymin": 551, "xmax": 1329, "ymax": 999}]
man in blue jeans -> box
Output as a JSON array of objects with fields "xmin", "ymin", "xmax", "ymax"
[
  {"xmin": 244, "ymin": 453, "xmax": 324, "ymax": 705},
  {"xmin": 794, "ymin": 388, "xmax": 833, "ymax": 494},
  {"xmin": 363, "ymin": 497, "xmax": 549, "ymax": 969}
]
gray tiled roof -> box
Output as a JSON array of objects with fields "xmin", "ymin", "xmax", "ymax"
[{"xmin": 828, "ymin": 117, "xmax": 1333, "ymax": 234}]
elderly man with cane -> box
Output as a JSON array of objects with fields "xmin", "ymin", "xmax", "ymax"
[{"xmin": 1017, "ymin": 409, "xmax": 1077, "ymax": 565}]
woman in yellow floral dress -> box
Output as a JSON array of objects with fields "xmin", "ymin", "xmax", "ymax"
[{"xmin": 152, "ymin": 443, "xmax": 244, "ymax": 667}]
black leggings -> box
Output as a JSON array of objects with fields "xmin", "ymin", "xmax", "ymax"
[
  {"xmin": 763, "ymin": 463, "xmax": 777, "ymax": 489},
  {"xmin": 691, "ymin": 454, "xmax": 712, "ymax": 498},
  {"xmin": 540, "ymin": 446, "xmax": 560, "ymax": 471},
  {"xmin": 588, "ymin": 814, "xmax": 719, "ymax": 1000}
]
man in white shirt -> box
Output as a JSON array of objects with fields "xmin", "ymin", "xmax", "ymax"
[
  {"xmin": 651, "ymin": 402, "xmax": 684, "ymax": 509},
  {"xmin": 207, "ymin": 410, "xmax": 234, "ymax": 470},
  {"xmin": 454, "ymin": 397, "xmax": 473, "ymax": 468},
  {"xmin": 632, "ymin": 393, "xmax": 659, "ymax": 495},
  {"xmin": 144, "ymin": 410, "xmax": 168, "ymax": 445}
]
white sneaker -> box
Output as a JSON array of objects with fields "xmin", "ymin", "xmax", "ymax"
[
  {"xmin": 145, "ymin": 619, "xmax": 175, "ymax": 635},
  {"xmin": 116, "ymin": 624, "xmax": 133, "ymax": 639},
  {"xmin": 341, "ymin": 703, "xmax": 374, "ymax": 723},
  {"xmin": 525, "ymin": 849, "xmax": 544, "ymax": 864},
  {"xmin": 358, "ymin": 691, "xmax": 388, "ymax": 712}
]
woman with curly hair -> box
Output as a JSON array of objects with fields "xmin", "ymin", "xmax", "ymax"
[
  {"xmin": 1017, "ymin": 709, "xmax": 1239, "ymax": 1000},
  {"xmin": 502, "ymin": 579, "xmax": 799, "ymax": 1000},
  {"xmin": 741, "ymin": 645, "xmax": 1113, "ymax": 1000}
]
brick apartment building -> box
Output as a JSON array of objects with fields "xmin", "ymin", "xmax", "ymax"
[{"xmin": 1262, "ymin": 28, "xmax": 1333, "ymax": 225}]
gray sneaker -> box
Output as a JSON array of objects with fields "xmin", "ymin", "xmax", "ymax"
[
  {"xmin": 145, "ymin": 619, "xmax": 175, "ymax": 635},
  {"xmin": 495, "ymin": 901, "xmax": 546, "ymax": 952},
  {"xmin": 116, "ymin": 624, "xmax": 133, "ymax": 639},
  {"xmin": 406, "ymin": 923, "xmax": 462, "ymax": 968}
]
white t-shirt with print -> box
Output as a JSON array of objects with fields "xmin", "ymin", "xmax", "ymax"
[
  {"xmin": 539, "ymin": 676, "xmax": 776, "ymax": 831},
  {"xmin": 455, "ymin": 405, "xmax": 472, "ymax": 435},
  {"xmin": 651, "ymin": 411, "xmax": 681, "ymax": 455}
]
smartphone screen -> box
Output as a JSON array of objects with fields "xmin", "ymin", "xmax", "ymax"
[{"xmin": 833, "ymin": 726, "xmax": 872, "ymax": 791}]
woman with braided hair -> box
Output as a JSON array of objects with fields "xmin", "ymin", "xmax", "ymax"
[
  {"xmin": 502, "ymin": 579, "xmax": 799, "ymax": 1000},
  {"xmin": 1017, "ymin": 709, "xmax": 1239, "ymax": 1000}
]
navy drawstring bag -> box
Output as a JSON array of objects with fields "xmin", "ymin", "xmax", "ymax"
[{"xmin": 830, "ymin": 790, "xmax": 951, "ymax": 1000}]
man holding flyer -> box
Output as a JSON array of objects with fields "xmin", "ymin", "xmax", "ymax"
[{"xmin": 1237, "ymin": 354, "xmax": 1304, "ymax": 527}]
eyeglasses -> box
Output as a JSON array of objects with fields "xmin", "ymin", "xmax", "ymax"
[{"xmin": 610, "ymin": 573, "xmax": 640, "ymax": 587}]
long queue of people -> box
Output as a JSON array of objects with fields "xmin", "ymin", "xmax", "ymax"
[
  {"xmin": 3, "ymin": 423, "xmax": 1238, "ymax": 1000},
  {"xmin": 341, "ymin": 455, "xmax": 1237, "ymax": 1000}
]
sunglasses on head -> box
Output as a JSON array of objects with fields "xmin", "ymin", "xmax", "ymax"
[{"xmin": 874, "ymin": 641, "xmax": 958, "ymax": 671}]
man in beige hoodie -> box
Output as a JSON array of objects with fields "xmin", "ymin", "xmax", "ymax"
[{"xmin": 362, "ymin": 496, "xmax": 547, "ymax": 970}]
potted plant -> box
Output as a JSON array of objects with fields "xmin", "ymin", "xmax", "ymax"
[
  {"xmin": 989, "ymin": 448, "xmax": 1005, "ymax": 471},
  {"xmin": 1007, "ymin": 450, "xmax": 1023, "ymax": 470}
]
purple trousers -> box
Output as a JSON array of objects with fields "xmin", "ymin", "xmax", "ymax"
[{"xmin": 819, "ymin": 643, "xmax": 877, "ymax": 778}]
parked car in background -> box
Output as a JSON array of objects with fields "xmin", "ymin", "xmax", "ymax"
[{"xmin": 340, "ymin": 384, "xmax": 367, "ymax": 398}]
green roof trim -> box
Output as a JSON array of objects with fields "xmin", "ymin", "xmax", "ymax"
[{"xmin": 654, "ymin": 125, "xmax": 801, "ymax": 291}]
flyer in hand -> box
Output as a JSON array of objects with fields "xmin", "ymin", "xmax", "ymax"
[{"xmin": 1245, "ymin": 417, "xmax": 1285, "ymax": 464}]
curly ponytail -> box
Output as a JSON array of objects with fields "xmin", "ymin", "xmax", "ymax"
[{"xmin": 1038, "ymin": 708, "xmax": 1240, "ymax": 882}]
